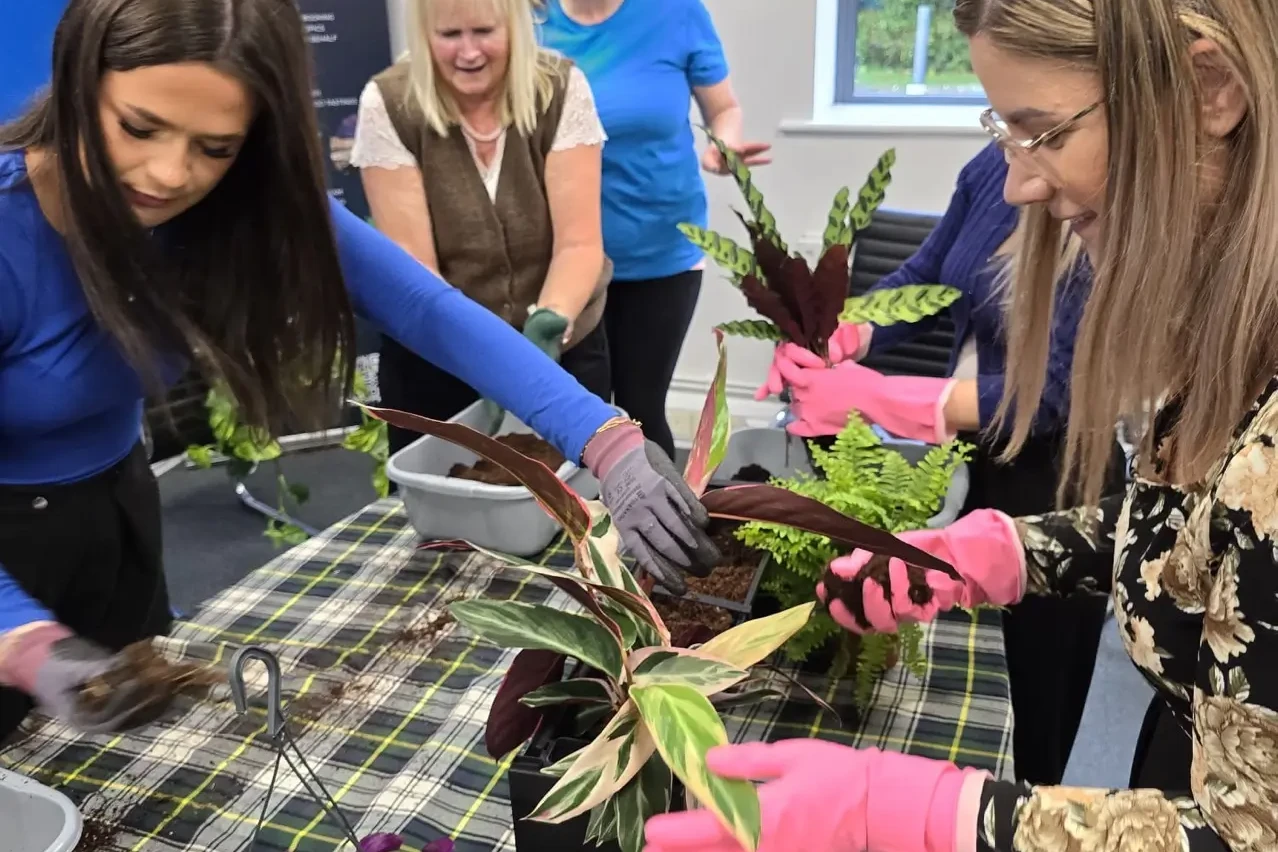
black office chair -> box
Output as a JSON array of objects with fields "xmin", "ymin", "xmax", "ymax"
[{"xmin": 849, "ymin": 209, "xmax": 956, "ymax": 378}]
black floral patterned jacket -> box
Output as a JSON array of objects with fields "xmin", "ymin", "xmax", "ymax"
[{"xmin": 976, "ymin": 381, "xmax": 1278, "ymax": 851}]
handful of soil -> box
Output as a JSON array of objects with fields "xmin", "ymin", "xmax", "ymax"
[
  {"xmin": 654, "ymin": 597, "xmax": 734, "ymax": 647},
  {"xmin": 76, "ymin": 641, "xmax": 223, "ymax": 716},
  {"xmin": 729, "ymin": 463, "xmax": 773, "ymax": 483},
  {"xmin": 820, "ymin": 554, "xmax": 934, "ymax": 631},
  {"xmin": 448, "ymin": 433, "xmax": 565, "ymax": 486}
]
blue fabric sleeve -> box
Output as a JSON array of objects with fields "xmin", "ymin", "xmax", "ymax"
[
  {"xmin": 975, "ymin": 265, "xmax": 1088, "ymax": 435},
  {"xmin": 0, "ymin": 566, "xmax": 54, "ymax": 634},
  {"xmin": 0, "ymin": 246, "xmax": 23, "ymax": 355},
  {"xmin": 684, "ymin": 0, "xmax": 729, "ymax": 87},
  {"xmin": 328, "ymin": 198, "xmax": 615, "ymax": 462},
  {"xmin": 865, "ymin": 162, "xmax": 976, "ymax": 353}
]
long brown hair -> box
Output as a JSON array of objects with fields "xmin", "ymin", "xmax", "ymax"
[
  {"xmin": 956, "ymin": 0, "xmax": 1275, "ymax": 506},
  {"xmin": 1, "ymin": 0, "xmax": 356, "ymax": 432}
]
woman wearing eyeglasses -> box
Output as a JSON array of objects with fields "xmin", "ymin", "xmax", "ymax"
[
  {"xmin": 755, "ymin": 139, "xmax": 1125, "ymax": 787},
  {"xmin": 647, "ymin": 0, "xmax": 1277, "ymax": 849}
]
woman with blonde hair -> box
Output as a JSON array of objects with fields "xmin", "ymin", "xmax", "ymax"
[
  {"xmin": 352, "ymin": 0, "xmax": 613, "ymax": 454},
  {"xmin": 644, "ymin": 0, "xmax": 1278, "ymax": 849}
]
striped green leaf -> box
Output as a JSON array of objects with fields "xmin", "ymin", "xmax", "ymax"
[
  {"xmin": 528, "ymin": 702, "xmax": 656, "ymax": 823},
  {"xmin": 520, "ymin": 678, "xmax": 614, "ymax": 708},
  {"xmin": 716, "ymin": 319, "xmax": 783, "ymax": 343},
  {"xmin": 823, "ymin": 186, "xmax": 853, "ymax": 251},
  {"xmin": 628, "ymin": 647, "xmax": 749, "ymax": 695},
  {"xmin": 614, "ymin": 754, "xmax": 673, "ymax": 852},
  {"xmin": 695, "ymin": 601, "xmax": 816, "ymax": 670},
  {"xmin": 469, "ymin": 540, "xmax": 669, "ymax": 647},
  {"xmin": 704, "ymin": 128, "xmax": 785, "ymax": 253},
  {"xmin": 586, "ymin": 796, "xmax": 619, "ymax": 845},
  {"xmin": 678, "ymin": 224, "xmax": 757, "ymax": 282},
  {"xmin": 631, "ymin": 684, "xmax": 761, "ymax": 851},
  {"xmin": 839, "ymin": 284, "xmax": 962, "ymax": 326},
  {"xmin": 848, "ymin": 148, "xmax": 896, "ymax": 232},
  {"xmin": 448, "ymin": 600, "xmax": 624, "ymax": 681}
]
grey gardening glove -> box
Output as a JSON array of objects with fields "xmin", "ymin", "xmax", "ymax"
[
  {"xmin": 583, "ymin": 422, "xmax": 721, "ymax": 595},
  {"xmin": 3, "ymin": 625, "xmax": 171, "ymax": 733}
]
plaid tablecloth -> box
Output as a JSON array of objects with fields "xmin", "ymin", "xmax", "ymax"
[{"xmin": 0, "ymin": 499, "xmax": 1012, "ymax": 852}]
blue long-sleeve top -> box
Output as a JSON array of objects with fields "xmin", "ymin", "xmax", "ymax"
[
  {"xmin": 866, "ymin": 142, "xmax": 1089, "ymax": 434},
  {"xmin": 0, "ymin": 149, "xmax": 614, "ymax": 633}
]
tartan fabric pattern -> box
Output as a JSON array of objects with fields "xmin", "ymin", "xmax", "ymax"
[{"xmin": 0, "ymin": 499, "xmax": 1013, "ymax": 851}]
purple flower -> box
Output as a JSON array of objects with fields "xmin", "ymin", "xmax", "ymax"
[
  {"xmin": 359, "ymin": 834, "xmax": 403, "ymax": 852},
  {"xmin": 422, "ymin": 840, "xmax": 455, "ymax": 852}
]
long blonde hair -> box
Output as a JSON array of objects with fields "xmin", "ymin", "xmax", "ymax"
[
  {"xmin": 955, "ymin": 0, "xmax": 1278, "ymax": 507},
  {"xmin": 406, "ymin": 0, "xmax": 561, "ymax": 137}
]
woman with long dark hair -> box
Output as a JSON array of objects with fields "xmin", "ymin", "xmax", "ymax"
[{"xmin": 0, "ymin": 0, "xmax": 717, "ymax": 742}]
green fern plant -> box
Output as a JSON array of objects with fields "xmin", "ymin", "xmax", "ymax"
[
  {"xmin": 735, "ymin": 414, "xmax": 972, "ymax": 709},
  {"xmin": 679, "ymin": 135, "xmax": 960, "ymax": 351}
]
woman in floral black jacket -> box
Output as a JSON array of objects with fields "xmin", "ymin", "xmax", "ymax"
[{"xmin": 642, "ymin": 0, "xmax": 1278, "ymax": 850}]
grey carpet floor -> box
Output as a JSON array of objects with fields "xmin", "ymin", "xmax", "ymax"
[{"xmin": 156, "ymin": 445, "xmax": 1153, "ymax": 786}]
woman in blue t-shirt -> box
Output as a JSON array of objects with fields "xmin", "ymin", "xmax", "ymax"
[
  {"xmin": 0, "ymin": 0, "xmax": 718, "ymax": 742},
  {"xmin": 537, "ymin": 0, "xmax": 770, "ymax": 457}
]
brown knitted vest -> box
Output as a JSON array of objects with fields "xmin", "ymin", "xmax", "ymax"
[{"xmin": 371, "ymin": 57, "xmax": 608, "ymax": 348}]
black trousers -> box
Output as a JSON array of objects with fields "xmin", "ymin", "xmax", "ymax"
[
  {"xmin": 958, "ymin": 430, "xmax": 1124, "ymax": 785},
  {"xmin": 0, "ymin": 443, "xmax": 173, "ymax": 743},
  {"xmin": 603, "ymin": 270, "xmax": 703, "ymax": 459},
  {"xmin": 1129, "ymin": 696, "xmax": 1193, "ymax": 790},
  {"xmin": 379, "ymin": 320, "xmax": 613, "ymax": 457}
]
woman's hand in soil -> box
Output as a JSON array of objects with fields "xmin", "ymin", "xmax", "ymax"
[
  {"xmin": 0, "ymin": 624, "xmax": 172, "ymax": 733},
  {"xmin": 642, "ymin": 740, "xmax": 988, "ymax": 852},
  {"xmin": 583, "ymin": 421, "xmax": 721, "ymax": 595},
  {"xmin": 817, "ymin": 509, "xmax": 1027, "ymax": 634}
]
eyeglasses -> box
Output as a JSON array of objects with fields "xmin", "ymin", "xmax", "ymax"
[{"xmin": 980, "ymin": 101, "xmax": 1101, "ymax": 182}]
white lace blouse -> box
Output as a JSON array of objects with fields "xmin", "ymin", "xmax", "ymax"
[{"xmin": 350, "ymin": 65, "xmax": 606, "ymax": 201}]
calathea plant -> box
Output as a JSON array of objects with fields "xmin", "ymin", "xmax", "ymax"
[
  {"xmin": 359, "ymin": 338, "xmax": 959, "ymax": 852},
  {"xmin": 679, "ymin": 131, "xmax": 961, "ymax": 354}
]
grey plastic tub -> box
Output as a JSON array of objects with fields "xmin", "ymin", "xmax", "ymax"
[
  {"xmin": 386, "ymin": 401, "xmax": 607, "ymax": 556},
  {"xmin": 708, "ymin": 427, "xmax": 968, "ymax": 528},
  {"xmin": 0, "ymin": 768, "xmax": 82, "ymax": 852}
]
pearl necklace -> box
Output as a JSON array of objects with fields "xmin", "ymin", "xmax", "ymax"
[{"xmin": 460, "ymin": 118, "xmax": 503, "ymax": 143}]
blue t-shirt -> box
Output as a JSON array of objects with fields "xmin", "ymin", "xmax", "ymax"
[
  {"xmin": 0, "ymin": 148, "xmax": 616, "ymax": 632},
  {"xmin": 539, "ymin": 0, "xmax": 729, "ymax": 281}
]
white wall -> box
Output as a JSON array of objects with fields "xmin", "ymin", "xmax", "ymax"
[{"xmin": 381, "ymin": 0, "xmax": 989, "ymax": 437}]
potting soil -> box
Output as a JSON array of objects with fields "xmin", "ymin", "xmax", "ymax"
[{"xmin": 447, "ymin": 433, "xmax": 564, "ymax": 485}]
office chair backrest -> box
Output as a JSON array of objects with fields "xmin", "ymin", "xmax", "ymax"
[{"xmin": 849, "ymin": 209, "xmax": 956, "ymax": 378}]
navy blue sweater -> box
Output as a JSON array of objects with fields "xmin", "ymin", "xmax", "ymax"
[
  {"xmin": 867, "ymin": 142, "xmax": 1088, "ymax": 434},
  {"xmin": 0, "ymin": 149, "xmax": 615, "ymax": 633}
]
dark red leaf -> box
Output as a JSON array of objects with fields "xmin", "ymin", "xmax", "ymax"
[
  {"xmin": 810, "ymin": 243, "xmax": 850, "ymax": 356},
  {"xmin": 700, "ymin": 484, "xmax": 960, "ymax": 580},
  {"xmin": 360, "ymin": 405, "xmax": 591, "ymax": 541},
  {"xmin": 779, "ymin": 253, "xmax": 819, "ymax": 349},
  {"xmin": 748, "ymin": 229, "xmax": 813, "ymax": 344},
  {"xmin": 741, "ymin": 275, "xmax": 805, "ymax": 343},
  {"xmin": 485, "ymin": 649, "xmax": 566, "ymax": 757}
]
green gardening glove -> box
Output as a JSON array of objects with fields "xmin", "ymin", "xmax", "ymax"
[{"xmin": 522, "ymin": 307, "xmax": 571, "ymax": 361}]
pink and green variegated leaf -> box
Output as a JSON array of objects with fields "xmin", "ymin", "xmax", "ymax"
[
  {"xmin": 626, "ymin": 646, "xmax": 749, "ymax": 696},
  {"xmin": 682, "ymin": 328, "xmax": 730, "ymax": 497},
  {"xmin": 695, "ymin": 602, "xmax": 816, "ymax": 671},
  {"xmin": 631, "ymin": 684, "xmax": 761, "ymax": 850},
  {"xmin": 527, "ymin": 702, "xmax": 656, "ymax": 823},
  {"xmin": 358, "ymin": 404, "xmax": 591, "ymax": 540},
  {"xmin": 448, "ymin": 600, "xmax": 624, "ymax": 681},
  {"xmin": 469, "ymin": 540, "xmax": 669, "ymax": 647}
]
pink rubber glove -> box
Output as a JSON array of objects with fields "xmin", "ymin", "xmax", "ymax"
[
  {"xmin": 775, "ymin": 344, "xmax": 956, "ymax": 442},
  {"xmin": 817, "ymin": 509, "xmax": 1026, "ymax": 634},
  {"xmin": 642, "ymin": 740, "xmax": 988, "ymax": 852},
  {"xmin": 753, "ymin": 323, "xmax": 872, "ymax": 401}
]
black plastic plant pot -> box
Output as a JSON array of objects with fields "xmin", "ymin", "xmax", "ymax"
[
  {"xmin": 650, "ymin": 554, "xmax": 768, "ymax": 622},
  {"xmin": 509, "ymin": 700, "xmax": 686, "ymax": 852}
]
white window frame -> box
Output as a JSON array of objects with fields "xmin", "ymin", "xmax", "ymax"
[{"xmin": 784, "ymin": 0, "xmax": 988, "ymax": 136}]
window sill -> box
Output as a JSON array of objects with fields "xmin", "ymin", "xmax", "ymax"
[{"xmin": 781, "ymin": 103, "xmax": 989, "ymax": 137}]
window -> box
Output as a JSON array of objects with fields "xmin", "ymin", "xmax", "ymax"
[{"xmin": 834, "ymin": 0, "xmax": 986, "ymax": 104}]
